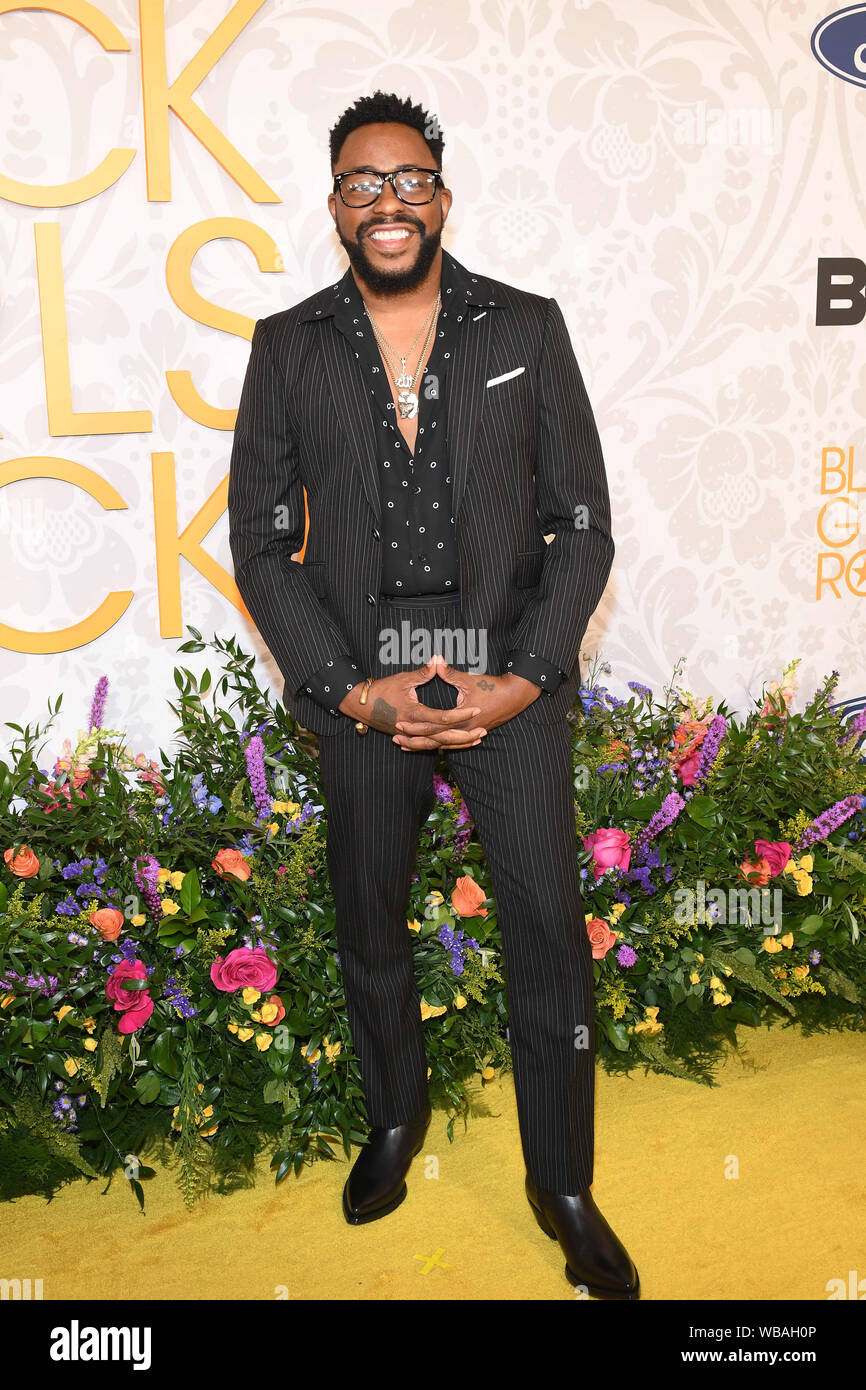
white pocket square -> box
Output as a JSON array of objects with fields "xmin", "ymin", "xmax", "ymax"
[{"xmin": 486, "ymin": 366, "xmax": 525, "ymax": 388}]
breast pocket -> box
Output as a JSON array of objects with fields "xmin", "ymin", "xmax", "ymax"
[
  {"xmin": 515, "ymin": 549, "xmax": 545, "ymax": 588},
  {"xmin": 301, "ymin": 560, "xmax": 328, "ymax": 600}
]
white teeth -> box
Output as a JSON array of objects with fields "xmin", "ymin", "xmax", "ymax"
[{"xmin": 370, "ymin": 229, "xmax": 411, "ymax": 240}]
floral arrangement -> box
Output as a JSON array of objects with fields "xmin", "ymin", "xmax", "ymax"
[{"xmin": 0, "ymin": 635, "xmax": 863, "ymax": 1208}]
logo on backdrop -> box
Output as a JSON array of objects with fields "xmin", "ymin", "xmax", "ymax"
[{"xmin": 811, "ymin": 5, "xmax": 866, "ymax": 88}]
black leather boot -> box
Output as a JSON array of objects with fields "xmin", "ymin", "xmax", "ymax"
[
  {"xmin": 525, "ymin": 1172, "xmax": 640, "ymax": 1299},
  {"xmin": 342, "ymin": 1102, "xmax": 433, "ymax": 1225}
]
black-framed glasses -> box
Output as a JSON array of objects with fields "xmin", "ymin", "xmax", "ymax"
[{"xmin": 333, "ymin": 167, "xmax": 443, "ymax": 207}]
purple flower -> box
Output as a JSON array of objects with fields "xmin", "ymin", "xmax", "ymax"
[
  {"xmin": 88, "ymin": 675, "xmax": 109, "ymax": 732},
  {"xmin": 795, "ymin": 795, "xmax": 862, "ymax": 852},
  {"xmin": 693, "ymin": 715, "xmax": 727, "ymax": 785},
  {"xmin": 616, "ymin": 945, "xmax": 637, "ymax": 967},
  {"xmin": 432, "ymin": 774, "xmax": 454, "ymax": 803},
  {"xmin": 636, "ymin": 792, "xmax": 686, "ymax": 845},
  {"xmin": 244, "ymin": 734, "xmax": 271, "ymax": 823},
  {"xmin": 809, "ymin": 949, "xmax": 821, "ymax": 964},
  {"xmin": 134, "ymin": 853, "xmax": 163, "ymax": 923},
  {"xmin": 627, "ymin": 681, "xmax": 653, "ymax": 704}
]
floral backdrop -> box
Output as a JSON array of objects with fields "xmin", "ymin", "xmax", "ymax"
[{"xmin": 2, "ymin": 0, "xmax": 864, "ymax": 754}]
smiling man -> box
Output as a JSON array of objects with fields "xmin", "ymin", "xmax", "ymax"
[{"xmin": 227, "ymin": 91, "xmax": 636, "ymax": 1298}]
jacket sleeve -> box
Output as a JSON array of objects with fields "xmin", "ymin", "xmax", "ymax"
[
  {"xmin": 505, "ymin": 297, "xmax": 615, "ymax": 677},
  {"xmin": 227, "ymin": 318, "xmax": 362, "ymax": 698}
]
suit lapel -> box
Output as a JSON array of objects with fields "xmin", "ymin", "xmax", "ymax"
[
  {"xmin": 448, "ymin": 303, "xmax": 495, "ymax": 518},
  {"xmin": 314, "ymin": 326, "xmax": 383, "ymax": 523}
]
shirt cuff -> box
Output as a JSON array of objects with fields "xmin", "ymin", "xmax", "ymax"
[
  {"xmin": 300, "ymin": 656, "xmax": 365, "ymax": 717},
  {"xmin": 505, "ymin": 649, "xmax": 564, "ymax": 695}
]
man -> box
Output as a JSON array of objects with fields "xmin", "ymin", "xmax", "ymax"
[{"xmin": 228, "ymin": 91, "xmax": 638, "ymax": 1299}]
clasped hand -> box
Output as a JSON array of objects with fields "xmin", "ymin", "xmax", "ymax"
[{"xmin": 338, "ymin": 654, "xmax": 541, "ymax": 750}]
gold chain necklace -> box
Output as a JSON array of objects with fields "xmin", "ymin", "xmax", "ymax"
[{"xmin": 363, "ymin": 292, "xmax": 441, "ymax": 419}]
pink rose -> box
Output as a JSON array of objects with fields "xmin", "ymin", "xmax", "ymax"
[
  {"xmin": 210, "ymin": 947, "xmax": 278, "ymax": 994},
  {"xmin": 753, "ymin": 840, "xmax": 791, "ymax": 877},
  {"xmin": 105, "ymin": 958, "xmax": 154, "ymax": 1034},
  {"xmin": 677, "ymin": 749, "xmax": 703, "ymax": 786},
  {"xmin": 582, "ymin": 828, "xmax": 632, "ymax": 881}
]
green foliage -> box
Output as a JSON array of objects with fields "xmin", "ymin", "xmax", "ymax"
[{"xmin": 0, "ymin": 636, "xmax": 863, "ymax": 1206}]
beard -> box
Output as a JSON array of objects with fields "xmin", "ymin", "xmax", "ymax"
[{"xmin": 336, "ymin": 211, "xmax": 444, "ymax": 296}]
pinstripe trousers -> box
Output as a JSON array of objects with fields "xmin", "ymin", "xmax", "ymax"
[{"xmin": 316, "ymin": 593, "xmax": 595, "ymax": 1193}]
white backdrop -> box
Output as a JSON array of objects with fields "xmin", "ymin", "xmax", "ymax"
[{"xmin": 1, "ymin": 0, "xmax": 863, "ymax": 761}]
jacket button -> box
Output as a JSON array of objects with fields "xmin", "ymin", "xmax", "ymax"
[{"xmin": 366, "ymin": 593, "xmax": 376, "ymax": 605}]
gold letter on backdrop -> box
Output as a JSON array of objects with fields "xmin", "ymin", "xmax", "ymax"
[
  {"xmin": 165, "ymin": 217, "xmax": 283, "ymax": 429},
  {"xmin": 35, "ymin": 224, "xmax": 152, "ymax": 435},
  {"xmin": 0, "ymin": 1, "xmax": 135, "ymax": 207},
  {"xmin": 151, "ymin": 452, "xmax": 249, "ymax": 636},
  {"xmin": 140, "ymin": 0, "xmax": 279, "ymax": 202},
  {"xmin": 0, "ymin": 457, "xmax": 133, "ymax": 652}
]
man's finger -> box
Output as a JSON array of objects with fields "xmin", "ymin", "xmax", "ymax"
[
  {"xmin": 395, "ymin": 733, "xmax": 484, "ymax": 750},
  {"xmin": 395, "ymin": 716, "xmax": 488, "ymax": 737},
  {"xmin": 396, "ymin": 707, "xmax": 481, "ymax": 729}
]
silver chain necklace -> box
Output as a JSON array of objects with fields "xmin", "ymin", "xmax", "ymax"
[{"xmin": 363, "ymin": 292, "xmax": 441, "ymax": 419}]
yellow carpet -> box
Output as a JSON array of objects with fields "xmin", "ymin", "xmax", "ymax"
[{"xmin": 4, "ymin": 1021, "xmax": 864, "ymax": 1300}]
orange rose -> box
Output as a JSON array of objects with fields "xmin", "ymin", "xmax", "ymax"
[
  {"xmin": 586, "ymin": 918, "xmax": 617, "ymax": 960},
  {"xmin": 89, "ymin": 907, "xmax": 125, "ymax": 942},
  {"xmin": 4, "ymin": 845, "xmax": 40, "ymax": 878},
  {"xmin": 451, "ymin": 875, "xmax": 487, "ymax": 918},
  {"xmin": 258, "ymin": 994, "xmax": 286, "ymax": 1027},
  {"xmin": 212, "ymin": 848, "xmax": 251, "ymax": 882},
  {"xmin": 739, "ymin": 857, "xmax": 772, "ymax": 886}
]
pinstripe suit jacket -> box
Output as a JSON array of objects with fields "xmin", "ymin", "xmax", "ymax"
[{"xmin": 227, "ymin": 249, "xmax": 615, "ymax": 737}]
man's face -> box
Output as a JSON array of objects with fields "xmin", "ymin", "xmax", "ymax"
[{"xmin": 328, "ymin": 122, "xmax": 452, "ymax": 297}]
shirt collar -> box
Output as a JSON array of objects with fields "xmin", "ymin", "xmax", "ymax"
[{"xmin": 297, "ymin": 247, "xmax": 503, "ymax": 324}]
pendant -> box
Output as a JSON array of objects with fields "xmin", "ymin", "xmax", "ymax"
[{"xmin": 397, "ymin": 389, "xmax": 418, "ymax": 419}]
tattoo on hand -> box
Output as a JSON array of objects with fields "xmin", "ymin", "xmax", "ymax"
[
  {"xmin": 372, "ymin": 696, "xmax": 397, "ymax": 731},
  {"xmin": 478, "ymin": 679, "xmax": 495, "ymax": 690}
]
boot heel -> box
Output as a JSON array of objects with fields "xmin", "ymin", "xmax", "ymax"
[{"xmin": 529, "ymin": 1198, "xmax": 558, "ymax": 1240}]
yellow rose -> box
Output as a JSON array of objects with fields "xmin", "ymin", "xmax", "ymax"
[
  {"xmin": 302, "ymin": 1044, "xmax": 321, "ymax": 1065},
  {"xmin": 84, "ymin": 1017, "xmax": 96, "ymax": 1033},
  {"xmin": 130, "ymin": 914, "xmax": 146, "ymax": 927},
  {"xmin": 454, "ymin": 995, "xmax": 467, "ymax": 1009},
  {"xmin": 324, "ymin": 1038, "xmax": 341, "ymax": 1063},
  {"xmin": 237, "ymin": 1026, "xmax": 254, "ymax": 1042},
  {"xmin": 156, "ymin": 868, "xmax": 171, "ymax": 883},
  {"xmin": 798, "ymin": 855, "xmax": 813, "ymax": 873},
  {"xmin": 610, "ymin": 903, "xmax": 627, "ymax": 920},
  {"xmin": 227, "ymin": 1021, "xmax": 238, "ymax": 1033},
  {"xmin": 710, "ymin": 976, "xmax": 722, "ymax": 990},
  {"xmin": 56, "ymin": 1005, "xmax": 73, "ymax": 1022},
  {"xmin": 407, "ymin": 919, "xmax": 421, "ymax": 932},
  {"xmin": 780, "ymin": 933, "xmax": 794, "ymax": 948},
  {"xmin": 169, "ymin": 871, "xmax": 185, "ymax": 890},
  {"xmin": 63, "ymin": 1058, "xmax": 79, "ymax": 1076},
  {"xmin": 200, "ymin": 1125, "xmax": 218, "ymax": 1137},
  {"xmin": 255, "ymin": 1033, "xmax": 273, "ymax": 1051},
  {"xmin": 795, "ymin": 874, "xmax": 813, "ymax": 896},
  {"xmin": 259, "ymin": 1001, "xmax": 279, "ymax": 1023},
  {"xmin": 420, "ymin": 1001, "xmax": 447, "ymax": 1020},
  {"xmin": 160, "ymin": 898, "xmax": 180, "ymax": 915},
  {"xmin": 763, "ymin": 937, "xmax": 782, "ymax": 953},
  {"xmin": 689, "ymin": 971, "xmax": 701, "ymax": 985},
  {"xmin": 242, "ymin": 987, "xmax": 261, "ymax": 1006},
  {"xmin": 267, "ymin": 822, "xmax": 279, "ymax": 836},
  {"xmin": 83, "ymin": 1037, "xmax": 98, "ymax": 1051},
  {"xmin": 695, "ymin": 953, "xmax": 704, "ymax": 963},
  {"xmin": 482, "ymin": 1066, "xmax": 495, "ymax": 1080},
  {"xmin": 792, "ymin": 964, "xmax": 809, "ymax": 978}
]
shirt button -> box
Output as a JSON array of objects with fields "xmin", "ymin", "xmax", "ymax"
[{"xmin": 366, "ymin": 593, "xmax": 376, "ymax": 605}]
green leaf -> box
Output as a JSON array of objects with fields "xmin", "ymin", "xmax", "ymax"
[
  {"xmin": 602, "ymin": 1017, "xmax": 630, "ymax": 1051},
  {"xmin": 134, "ymin": 1071, "xmax": 161, "ymax": 1104},
  {"xmin": 180, "ymin": 869, "xmax": 201, "ymax": 915}
]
